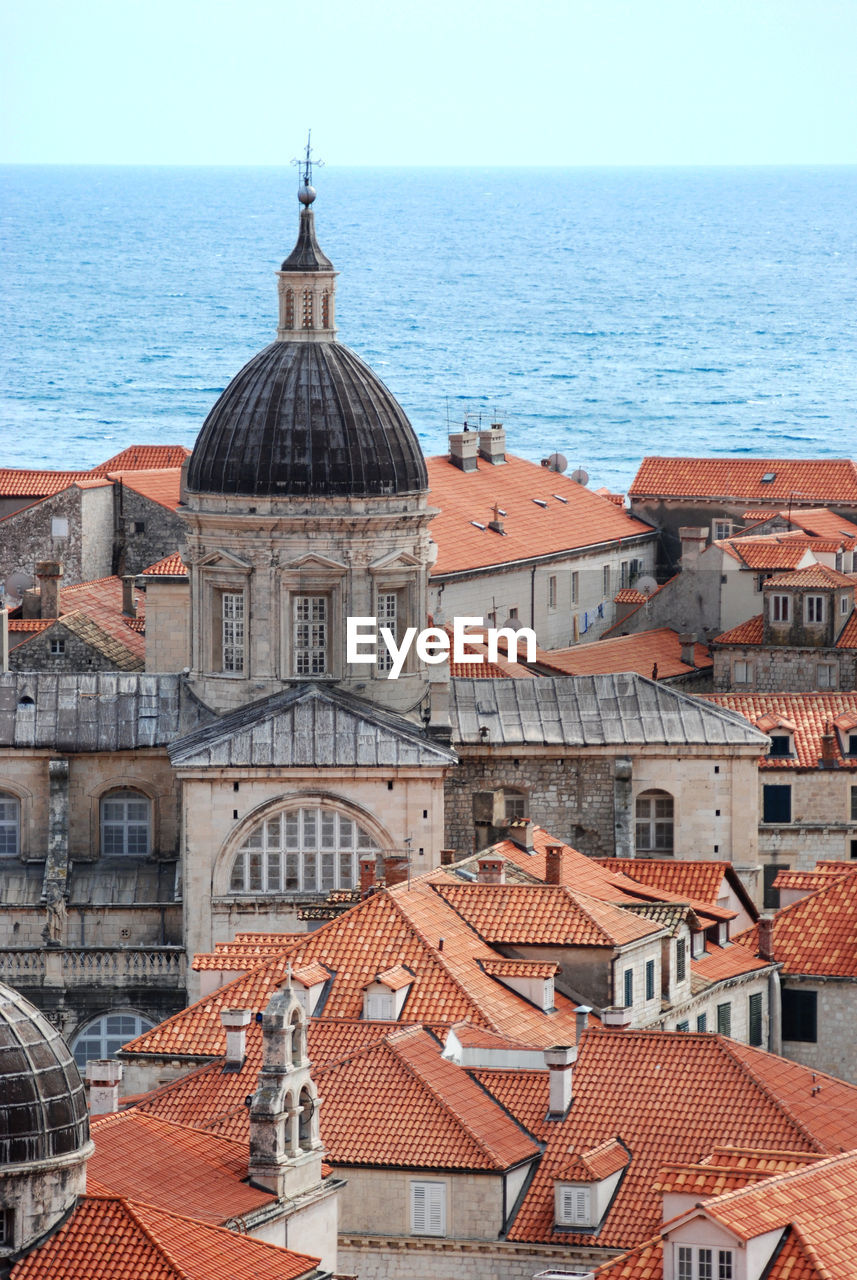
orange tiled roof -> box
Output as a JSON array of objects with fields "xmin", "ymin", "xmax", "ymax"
[
  {"xmin": 740, "ymin": 506, "xmax": 857, "ymax": 541},
  {"xmin": 292, "ymin": 961, "xmax": 332, "ymax": 987},
  {"xmin": 595, "ymin": 859, "xmax": 729, "ymax": 906},
  {"xmin": 772, "ymin": 868, "xmax": 846, "ymax": 892},
  {"xmin": 91, "ymin": 445, "xmax": 191, "ymax": 474},
  {"xmin": 600, "ymin": 575, "xmax": 677, "ymax": 637},
  {"xmin": 711, "ymin": 614, "xmax": 764, "ymax": 645},
  {"xmin": 7, "ymin": 619, "xmax": 52, "ymax": 633},
  {"xmin": 556, "ymin": 1137, "xmax": 630, "ymax": 1182},
  {"xmin": 481, "ymin": 957, "xmax": 559, "ymax": 979},
  {"xmin": 735, "ymin": 868, "xmax": 857, "ymax": 978},
  {"xmin": 615, "ymin": 588, "xmax": 648, "ymax": 604},
  {"xmin": 124, "ymin": 879, "xmax": 589, "ymax": 1059},
  {"xmin": 426, "ymin": 454, "xmax": 654, "ymax": 577},
  {"xmin": 0, "ymin": 468, "xmax": 93, "ymax": 497},
  {"xmin": 476, "ymin": 1030, "xmax": 857, "ymax": 1249},
  {"xmin": 434, "ymin": 882, "xmax": 665, "ymax": 947},
  {"xmin": 57, "ymin": 575, "xmax": 146, "ymax": 660},
  {"xmin": 372, "ymin": 964, "xmax": 414, "ymax": 991},
  {"xmin": 535, "ymin": 628, "xmax": 711, "ymax": 680},
  {"xmin": 143, "ymin": 551, "xmax": 188, "ymax": 576},
  {"xmin": 109, "ymin": 467, "xmax": 183, "ymax": 511},
  {"xmin": 837, "ymin": 609, "xmax": 857, "ymax": 647},
  {"xmin": 763, "ymin": 563, "xmax": 855, "ymax": 589},
  {"xmin": 723, "ymin": 538, "xmax": 815, "ymax": 571},
  {"xmin": 701, "ymin": 693, "xmax": 857, "ymax": 768},
  {"xmin": 691, "ymin": 940, "xmax": 769, "ymax": 984},
  {"xmin": 89, "ymin": 1111, "xmax": 274, "ymax": 1223},
  {"xmin": 629, "ymin": 457, "xmax": 857, "ymax": 504},
  {"xmin": 9, "ymin": 1195, "xmax": 318, "ymax": 1280},
  {"xmin": 592, "ymin": 1225, "xmax": 819, "ymax": 1280},
  {"xmin": 652, "ymin": 1148, "xmax": 824, "ymax": 1198}
]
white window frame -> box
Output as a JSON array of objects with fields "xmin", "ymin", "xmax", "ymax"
[
  {"xmin": 771, "ymin": 593, "xmax": 791, "ymax": 623},
  {"xmin": 100, "ymin": 790, "xmax": 151, "ymax": 857},
  {"xmin": 556, "ymin": 1183, "xmax": 591, "ymax": 1227},
  {"xmin": 635, "ymin": 790, "xmax": 674, "ymax": 853},
  {"xmin": 221, "ymin": 590, "xmax": 245, "ymax": 674},
  {"xmin": 0, "ymin": 792, "xmax": 20, "ymax": 857},
  {"xmin": 410, "ymin": 1181, "xmax": 446, "ymax": 1237},
  {"xmin": 72, "ymin": 1011, "xmax": 154, "ymax": 1068},
  {"xmin": 842, "ymin": 594, "xmax": 851, "ymax": 615},
  {"xmin": 805, "ymin": 594, "xmax": 825, "ymax": 624},
  {"xmin": 51, "ymin": 516, "xmax": 69, "ymax": 538},
  {"xmin": 229, "ymin": 805, "xmax": 378, "ymax": 895},
  {"xmin": 732, "ymin": 659, "xmax": 753, "ymax": 685},
  {"xmin": 571, "ymin": 572, "xmax": 579, "ymax": 605},
  {"xmin": 49, "ymin": 637, "xmax": 66, "ymax": 656},
  {"xmin": 293, "ymin": 594, "xmax": 329, "ymax": 677},
  {"xmin": 548, "ymin": 575, "xmax": 558, "ymax": 610},
  {"xmin": 365, "ymin": 991, "xmax": 395, "ymax": 1020},
  {"xmin": 816, "ymin": 663, "xmax": 837, "ymax": 689},
  {"xmin": 675, "ymin": 1244, "xmax": 734, "ymax": 1280},
  {"xmin": 713, "ymin": 519, "xmax": 733, "ymax": 540},
  {"xmin": 376, "ymin": 589, "xmax": 398, "ymax": 674}
]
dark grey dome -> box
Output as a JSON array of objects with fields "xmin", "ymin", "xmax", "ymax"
[
  {"xmin": 0, "ymin": 983, "xmax": 89, "ymax": 1165},
  {"xmin": 187, "ymin": 341, "xmax": 428, "ymax": 498}
]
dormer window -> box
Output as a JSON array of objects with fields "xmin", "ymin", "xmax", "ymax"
[
  {"xmin": 768, "ymin": 734, "xmax": 792, "ymax": 757},
  {"xmin": 805, "ymin": 594, "xmax": 825, "ymax": 624},
  {"xmin": 691, "ymin": 931, "xmax": 705, "ymax": 959},
  {"xmin": 363, "ymin": 965, "xmax": 414, "ymax": 1020},
  {"xmin": 676, "ymin": 1245, "xmax": 734, "ymax": 1280},
  {"xmin": 556, "ymin": 1184, "xmax": 591, "ymax": 1227}
]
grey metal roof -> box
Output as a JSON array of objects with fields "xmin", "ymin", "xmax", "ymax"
[
  {"xmin": 450, "ymin": 675, "xmax": 770, "ymax": 748},
  {"xmin": 169, "ymin": 682, "xmax": 458, "ymax": 769},
  {"xmin": 0, "ymin": 673, "xmax": 202, "ymax": 753},
  {"xmin": 185, "ymin": 339, "xmax": 428, "ymax": 498},
  {"xmin": 280, "ymin": 207, "xmax": 334, "ymax": 271}
]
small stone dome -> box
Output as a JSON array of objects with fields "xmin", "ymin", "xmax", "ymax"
[
  {"xmin": 186, "ymin": 340, "xmax": 428, "ymax": 498},
  {"xmin": 0, "ymin": 982, "xmax": 89, "ymax": 1165}
]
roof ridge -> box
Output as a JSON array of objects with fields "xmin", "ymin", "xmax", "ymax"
[
  {"xmin": 386, "ymin": 886, "xmax": 493, "ymax": 1027},
  {"xmin": 715, "ymin": 1040, "xmax": 826, "ymax": 1154},
  {"xmin": 702, "ymin": 1147, "xmax": 857, "ymax": 1216},
  {"xmin": 119, "ymin": 1196, "xmax": 188, "ymax": 1277}
]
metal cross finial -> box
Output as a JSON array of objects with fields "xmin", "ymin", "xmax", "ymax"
[{"xmin": 292, "ymin": 130, "xmax": 324, "ymax": 191}]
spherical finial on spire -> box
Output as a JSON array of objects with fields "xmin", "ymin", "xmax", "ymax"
[{"xmin": 298, "ymin": 182, "xmax": 317, "ymax": 207}]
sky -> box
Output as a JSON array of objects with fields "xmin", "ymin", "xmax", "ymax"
[{"xmin": 2, "ymin": 0, "xmax": 856, "ymax": 166}]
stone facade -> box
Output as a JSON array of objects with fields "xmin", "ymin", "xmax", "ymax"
[
  {"xmin": 759, "ymin": 769, "xmax": 857, "ymax": 874},
  {"xmin": 780, "ymin": 975, "xmax": 857, "ymax": 1083},
  {"xmin": 0, "ymin": 484, "xmax": 114, "ymax": 597},
  {"xmin": 338, "ymin": 1236, "xmax": 609, "ymax": 1280},
  {"xmin": 143, "ymin": 579, "xmax": 191, "ymax": 672},
  {"xmin": 9, "ymin": 618, "xmax": 142, "ymax": 672},
  {"xmin": 713, "ymin": 641, "xmax": 856, "ymax": 692},
  {"xmin": 114, "ymin": 483, "xmax": 186, "ymax": 576}
]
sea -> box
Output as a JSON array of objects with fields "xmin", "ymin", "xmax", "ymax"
[{"xmin": 1, "ymin": 165, "xmax": 855, "ymax": 493}]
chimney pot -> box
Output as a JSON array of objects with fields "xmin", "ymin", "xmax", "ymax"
[
  {"xmin": 758, "ymin": 915, "xmax": 775, "ymax": 963},
  {"xmin": 543, "ymin": 1044, "xmax": 576, "ymax": 1117},
  {"xmin": 509, "ymin": 818, "xmax": 535, "ymax": 853},
  {"xmin": 477, "ymin": 856, "xmax": 505, "ymax": 885},
  {"xmin": 221, "ymin": 1007, "xmax": 252, "ymax": 1070},
  {"xmin": 440, "ymin": 848, "xmax": 456, "ymax": 866},
  {"xmin": 122, "ymin": 575, "xmax": 137, "ymax": 618},
  {"xmin": 85, "ymin": 1058, "xmax": 123, "ymax": 1115},
  {"xmin": 679, "ymin": 526, "xmax": 709, "ymax": 566},
  {"xmin": 820, "ymin": 723, "xmax": 836, "ymax": 768},
  {"xmin": 574, "ymin": 1005, "xmax": 592, "ymax": 1042},
  {"xmin": 448, "ymin": 431, "xmax": 479, "ymax": 472},
  {"xmin": 545, "ymin": 844, "xmax": 563, "ymax": 885},
  {"xmin": 478, "ymin": 425, "xmax": 506, "ymax": 465},
  {"xmin": 384, "ymin": 854, "xmax": 409, "ymax": 887},
  {"xmin": 359, "ymin": 855, "xmax": 376, "ymax": 895},
  {"xmin": 678, "ymin": 632, "xmax": 697, "ymax": 667}
]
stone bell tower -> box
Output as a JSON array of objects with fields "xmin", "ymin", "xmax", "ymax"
[{"xmin": 248, "ymin": 976, "xmax": 325, "ymax": 1199}]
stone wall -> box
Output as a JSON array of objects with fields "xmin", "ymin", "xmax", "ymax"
[
  {"xmin": 9, "ymin": 620, "xmax": 142, "ymax": 673},
  {"xmin": 758, "ymin": 769, "xmax": 857, "ymax": 870},
  {"xmin": 781, "ymin": 977, "xmax": 857, "ymax": 1083},
  {"xmin": 144, "ymin": 579, "xmax": 191, "ymax": 673},
  {"xmin": 337, "ymin": 1236, "xmax": 610, "ymax": 1280},
  {"xmin": 713, "ymin": 643, "xmax": 856, "ymax": 692},
  {"xmin": 0, "ymin": 485, "xmax": 114, "ymax": 595},
  {"xmin": 115, "ymin": 485, "xmax": 185, "ymax": 576}
]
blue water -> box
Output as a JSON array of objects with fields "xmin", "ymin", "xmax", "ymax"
[{"xmin": 1, "ymin": 166, "xmax": 855, "ymax": 491}]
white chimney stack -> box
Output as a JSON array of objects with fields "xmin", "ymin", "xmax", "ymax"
[
  {"xmin": 220, "ymin": 1007, "xmax": 252, "ymax": 1071},
  {"xmin": 543, "ymin": 1044, "xmax": 577, "ymax": 1118},
  {"xmin": 86, "ymin": 1059, "xmax": 123, "ymax": 1115}
]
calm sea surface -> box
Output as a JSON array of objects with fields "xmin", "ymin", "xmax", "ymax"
[{"xmin": 1, "ymin": 166, "xmax": 855, "ymax": 491}]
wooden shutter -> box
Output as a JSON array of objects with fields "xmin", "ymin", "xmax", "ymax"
[{"xmin": 411, "ymin": 1181, "xmax": 445, "ymax": 1236}]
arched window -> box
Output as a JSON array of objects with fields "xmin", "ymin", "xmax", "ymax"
[
  {"xmin": 72, "ymin": 1010, "xmax": 154, "ymax": 1068},
  {"xmin": 229, "ymin": 806, "xmax": 378, "ymax": 895},
  {"xmin": 284, "ymin": 288, "xmax": 294, "ymax": 328},
  {"xmin": 0, "ymin": 792, "xmax": 20, "ymax": 857},
  {"xmin": 635, "ymin": 790, "xmax": 674, "ymax": 853},
  {"xmin": 101, "ymin": 790, "xmax": 151, "ymax": 857},
  {"xmin": 298, "ymin": 1087, "xmax": 314, "ymax": 1150}
]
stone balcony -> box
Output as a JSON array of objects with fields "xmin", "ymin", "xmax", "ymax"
[{"xmin": 0, "ymin": 945, "xmax": 187, "ymax": 990}]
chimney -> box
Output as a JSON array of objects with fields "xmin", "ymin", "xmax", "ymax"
[
  {"xmin": 440, "ymin": 848, "xmax": 456, "ymax": 866},
  {"xmin": 679, "ymin": 526, "xmax": 709, "ymax": 566},
  {"xmin": 477, "ymin": 856, "xmax": 505, "ymax": 885},
  {"xmin": 820, "ymin": 722, "xmax": 836, "ymax": 769},
  {"xmin": 678, "ymin": 632, "xmax": 697, "ymax": 667},
  {"xmin": 35, "ymin": 560, "xmax": 63, "ymax": 618},
  {"xmin": 758, "ymin": 915, "xmax": 775, "ymax": 963},
  {"xmin": 220, "ymin": 1007, "xmax": 252, "ymax": 1070},
  {"xmin": 488, "ymin": 501, "xmax": 505, "ymax": 534},
  {"xmin": 575, "ymin": 1005, "xmax": 592, "ymax": 1043},
  {"xmin": 122, "ymin": 575, "xmax": 137, "ymax": 618},
  {"xmin": 448, "ymin": 429, "xmax": 479, "ymax": 473},
  {"xmin": 359, "ymin": 854, "xmax": 377, "ymax": 895},
  {"xmin": 545, "ymin": 844, "xmax": 563, "ymax": 886},
  {"xmin": 478, "ymin": 424, "xmax": 506, "ymax": 465},
  {"xmin": 384, "ymin": 854, "xmax": 409, "ymax": 887},
  {"xmin": 85, "ymin": 1059, "xmax": 123, "ymax": 1115},
  {"xmin": 508, "ymin": 818, "xmax": 535, "ymax": 852},
  {"xmin": 543, "ymin": 1045, "xmax": 576, "ymax": 1118}
]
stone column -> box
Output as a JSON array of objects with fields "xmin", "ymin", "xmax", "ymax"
[
  {"xmin": 42, "ymin": 759, "xmax": 70, "ymax": 946},
  {"xmin": 613, "ymin": 756, "xmax": 633, "ymax": 858}
]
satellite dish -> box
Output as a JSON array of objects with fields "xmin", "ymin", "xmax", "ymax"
[
  {"xmin": 546, "ymin": 453, "xmax": 569, "ymax": 474},
  {"xmin": 636, "ymin": 576, "xmax": 658, "ymax": 597},
  {"xmin": 570, "ymin": 467, "xmax": 589, "ymax": 485}
]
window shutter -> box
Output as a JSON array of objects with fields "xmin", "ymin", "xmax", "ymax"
[
  {"xmin": 559, "ymin": 1187, "xmax": 575, "ymax": 1222},
  {"xmin": 411, "ymin": 1182, "xmax": 426, "ymax": 1233},
  {"xmin": 411, "ymin": 1182, "xmax": 445, "ymax": 1236},
  {"xmin": 427, "ymin": 1183, "xmax": 445, "ymax": 1235}
]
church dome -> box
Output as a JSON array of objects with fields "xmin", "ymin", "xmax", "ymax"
[
  {"xmin": 187, "ymin": 170, "xmax": 427, "ymax": 500},
  {"xmin": 0, "ymin": 982, "xmax": 90, "ymax": 1165},
  {"xmin": 186, "ymin": 339, "xmax": 428, "ymax": 498}
]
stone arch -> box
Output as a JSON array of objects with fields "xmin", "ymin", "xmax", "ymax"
[{"xmin": 298, "ymin": 1085, "xmax": 315, "ymax": 1151}]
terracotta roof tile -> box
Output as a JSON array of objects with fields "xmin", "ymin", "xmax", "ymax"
[
  {"xmin": 557, "ymin": 1136, "xmax": 630, "ymax": 1182},
  {"xmin": 837, "ymin": 609, "xmax": 857, "ymax": 647},
  {"xmin": 434, "ymin": 882, "xmax": 665, "ymax": 947},
  {"xmin": 600, "ymin": 575, "xmax": 677, "ymax": 637},
  {"xmin": 57, "ymin": 575, "xmax": 146, "ymax": 660},
  {"xmin": 690, "ymin": 940, "xmax": 769, "ymax": 984},
  {"xmin": 734, "ymin": 867, "xmax": 857, "ymax": 978},
  {"xmin": 143, "ymin": 552, "xmax": 188, "ymax": 576},
  {"xmin": 427, "ymin": 454, "xmax": 655, "ymax": 577},
  {"xmin": 372, "ymin": 964, "xmax": 414, "ymax": 991},
  {"xmin": 629, "ymin": 458, "xmax": 857, "ymax": 504},
  {"xmin": 0, "ymin": 468, "xmax": 93, "ymax": 497},
  {"xmin": 763, "ymin": 563, "xmax": 855, "ymax": 589},
  {"xmin": 725, "ymin": 538, "xmax": 815, "ymax": 570},
  {"xmin": 712, "ymin": 614, "xmax": 764, "ymax": 645},
  {"xmin": 535, "ymin": 628, "xmax": 711, "ymax": 680},
  {"xmin": 615, "ymin": 588, "xmax": 648, "ymax": 604},
  {"xmin": 475, "ymin": 1030, "xmax": 857, "ymax": 1248},
  {"xmin": 9, "ymin": 1195, "xmax": 318, "ymax": 1280},
  {"xmin": 91, "ymin": 445, "xmax": 191, "ymax": 474},
  {"xmin": 89, "ymin": 1111, "xmax": 273, "ymax": 1223},
  {"xmin": 108, "ymin": 467, "xmax": 182, "ymax": 511},
  {"xmin": 481, "ymin": 957, "xmax": 559, "ymax": 979},
  {"xmin": 595, "ymin": 859, "xmax": 729, "ymax": 906},
  {"xmin": 701, "ymin": 693, "xmax": 857, "ymax": 768},
  {"xmin": 772, "ymin": 868, "xmax": 847, "ymax": 892}
]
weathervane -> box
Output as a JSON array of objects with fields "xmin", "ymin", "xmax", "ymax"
[{"xmin": 292, "ymin": 130, "xmax": 324, "ymax": 205}]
